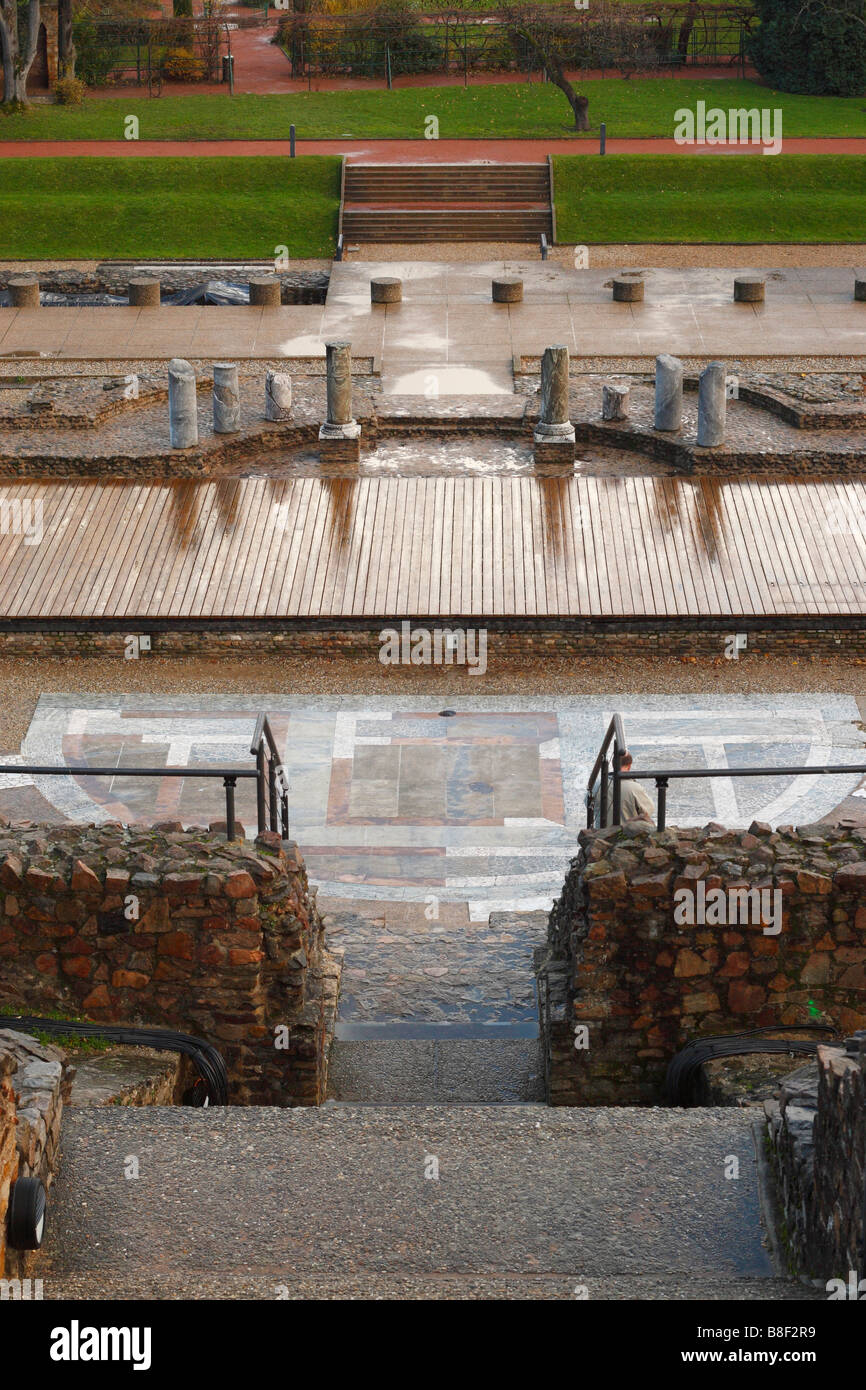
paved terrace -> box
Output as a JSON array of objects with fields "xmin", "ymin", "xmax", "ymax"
[{"xmin": 3, "ymin": 264, "xmax": 866, "ymax": 373}]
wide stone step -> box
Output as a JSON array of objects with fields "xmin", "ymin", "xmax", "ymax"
[
  {"xmin": 42, "ymin": 1104, "xmax": 807, "ymax": 1296},
  {"xmin": 342, "ymin": 208, "xmax": 553, "ymax": 241}
]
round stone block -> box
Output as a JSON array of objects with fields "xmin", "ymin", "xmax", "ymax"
[
  {"xmin": 612, "ymin": 275, "xmax": 644, "ymax": 303},
  {"xmin": 370, "ymin": 277, "xmax": 402, "ymax": 305},
  {"xmin": 128, "ymin": 277, "xmax": 161, "ymax": 307},
  {"xmin": 249, "ymin": 277, "xmax": 282, "ymax": 308},
  {"xmin": 8, "ymin": 276, "xmax": 39, "ymax": 308},
  {"xmin": 492, "ymin": 278, "xmax": 523, "ymax": 304},
  {"xmin": 854, "ymin": 273, "xmax": 866, "ymax": 302},
  {"xmin": 734, "ymin": 277, "xmax": 765, "ymax": 303}
]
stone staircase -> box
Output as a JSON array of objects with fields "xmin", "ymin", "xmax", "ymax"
[
  {"xmin": 39, "ymin": 1102, "xmax": 820, "ymax": 1300},
  {"xmin": 340, "ymin": 163, "xmax": 554, "ymax": 242}
]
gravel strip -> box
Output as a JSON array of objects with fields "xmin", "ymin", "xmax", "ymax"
[{"xmin": 1, "ymin": 656, "xmax": 864, "ymax": 760}]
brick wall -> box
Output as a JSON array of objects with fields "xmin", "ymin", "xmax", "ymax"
[
  {"xmin": 0, "ymin": 623, "xmax": 865, "ymax": 661},
  {"xmin": 0, "ymin": 824, "xmax": 342, "ymax": 1107},
  {"xmin": 0, "ymin": 1030, "xmax": 70, "ymax": 1282},
  {"xmin": 538, "ymin": 824, "xmax": 866, "ymax": 1106},
  {"xmin": 767, "ymin": 1039, "xmax": 866, "ymax": 1281}
]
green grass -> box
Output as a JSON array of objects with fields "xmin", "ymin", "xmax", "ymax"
[
  {"xmin": 553, "ymin": 154, "xmax": 866, "ymax": 242},
  {"xmin": 0, "ymin": 156, "xmax": 341, "ymax": 258},
  {"xmin": 3, "ymin": 78, "xmax": 866, "ymax": 140}
]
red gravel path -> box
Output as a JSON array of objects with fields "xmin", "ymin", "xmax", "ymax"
[{"xmin": 3, "ymin": 137, "xmax": 866, "ymax": 161}]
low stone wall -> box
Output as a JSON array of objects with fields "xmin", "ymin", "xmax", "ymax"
[
  {"xmin": 0, "ymin": 267, "xmax": 330, "ymax": 305},
  {"xmin": 0, "ymin": 825, "xmax": 342, "ymax": 1107},
  {"xmin": 0, "ymin": 1029, "xmax": 72, "ymax": 1280},
  {"xmin": 0, "ymin": 622, "xmax": 864, "ymax": 662},
  {"xmin": 767, "ymin": 1039, "xmax": 866, "ymax": 1281},
  {"xmin": 537, "ymin": 824, "xmax": 866, "ymax": 1106}
]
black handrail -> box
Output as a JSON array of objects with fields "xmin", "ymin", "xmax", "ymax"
[
  {"xmin": 587, "ymin": 714, "xmax": 866, "ymax": 831},
  {"xmin": 250, "ymin": 714, "xmax": 289, "ymax": 840},
  {"xmin": 0, "ymin": 710, "xmax": 289, "ymax": 843}
]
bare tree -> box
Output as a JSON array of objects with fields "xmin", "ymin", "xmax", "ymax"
[
  {"xmin": 502, "ymin": 1, "xmax": 659, "ymax": 131},
  {"xmin": 0, "ymin": 0, "xmax": 41, "ymax": 107}
]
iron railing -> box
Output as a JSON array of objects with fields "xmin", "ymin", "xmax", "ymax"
[
  {"xmin": 0, "ymin": 711, "xmax": 288, "ymax": 843},
  {"xmin": 587, "ymin": 714, "xmax": 866, "ymax": 832}
]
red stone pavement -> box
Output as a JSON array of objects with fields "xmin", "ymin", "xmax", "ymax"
[{"xmin": 3, "ymin": 137, "xmax": 866, "ymax": 161}]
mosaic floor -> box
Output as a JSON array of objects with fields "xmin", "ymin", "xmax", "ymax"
[{"xmin": 8, "ymin": 692, "xmax": 866, "ymax": 1034}]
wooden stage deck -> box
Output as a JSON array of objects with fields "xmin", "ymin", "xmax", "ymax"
[{"xmin": 2, "ymin": 475, "xmax": 864, "ymax": 623}]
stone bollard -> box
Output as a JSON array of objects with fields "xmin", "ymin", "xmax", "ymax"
[
  {"xmin": 249, "ymin": 277, "xmax": 282, "ymax": 307},
  {"xmin": 855, "ymin": 272, "xmax": 866, "ymax": 302},
  {"xmin": 734, "ymin": 276, "xmax": 765, "ymax": 303},
  {"xmin": 654, "ymin": 354, "xmax": 683, "ymax": 432},
  {"xmin": 492, "ymin": 278, "xmax": 523, "ymax": 304},
  {"xmin": 533, "ymin": 344, "xmax": 575, "ymax": 470},
  {"xmin": 8, "ymin": 276, "xmax": 39, "ymax": 309},
  {"xmin": 602, "ymin": 383, "xmax": 630, "ymax": 421},
  {"xmin": 371, "ymin": 277, "xmax": 402, "ymax": 305},
  {"xmin": 128, "ymin": 277, "xmax": 161, "ymax": 307},
  {"xmin": 697, "ymin": 360, "xmax": 727, "ymax": 448},
  {"xmin": 212, "ymin": 362, "xmax": 240, "ymax": 434},
  {"xmin": 168, "ymin": 357, "xmax": 198, "ymax": 449},
  {"xmin": 319, "ymin": 341, "xmax": 361, "ymax": 462},
  {"xmin": 265, "ymin": 370, "xmax": 292, "ymax": 420},
  {"xmin": 612, "ymin": 275, "xmax": 644, "ymax": 303}
]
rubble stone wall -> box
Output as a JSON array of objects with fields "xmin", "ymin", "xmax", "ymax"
[
  {"xmin": 0, "ymin": 824, "xmax": 341, "ymax": 1107},
  {"xmin": 538, "ymin": 823, "xmax": 866, "ymax": 1105}
]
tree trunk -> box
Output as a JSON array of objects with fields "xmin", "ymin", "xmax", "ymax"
[
  {"xmin": 509, "ymin": 25, "xmax": 590, "ymax": 130},
  {"xmin": 0, "ymin": 0, "xmax": 41, "ymax": 106},
  {"xmin": 59, "ymin": 0, "xmax": 76, "ymax": 78},
  {"xmin": 677, "ymin": 1, "xmax": 699, "ymax": 61}
]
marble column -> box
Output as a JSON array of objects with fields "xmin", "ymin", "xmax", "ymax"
[
  {"xmin": 319, "ymin": 341, "xmax": 361, "ymax": 461},
  {"xmin": 265, "ymin": 370, "xmax": 292, "ymax": 420},
  {"xmin": 602, "ymin": 383, "xmax": 630, "ymax": 421},
  {"xmin": 654, "ymin": 354, "xmax": 683, "ymax": 432},
  {"xmin": 168, "ymin": 358, "xmax": 198, "ymax": 449},
  {"xmin": 533, "ymin": 344, "xmax": 575, "ymax": 470},
  {"xmin": 697, "ymin": 360, "xmax": 727, "ymax": 447},
  {"xmin": 212, "ymin": 362, "xmax": 240, "ymax": 434}
]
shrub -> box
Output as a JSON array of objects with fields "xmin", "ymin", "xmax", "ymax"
[
  {"xmin": 748, "ymin": 0, "xmax": 866, "ymax": 96},
  {"xmin": 161, "ymin": 47, "xmax": 205, "ymax": 81},
  {"xmin": 53, "ymin": 76, "xmax": 88, "ymax": 106}
]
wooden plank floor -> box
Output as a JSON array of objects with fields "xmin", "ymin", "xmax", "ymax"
[{"xmin": 1, "ymin": 476, "xmax": 864, "ymax": 621}]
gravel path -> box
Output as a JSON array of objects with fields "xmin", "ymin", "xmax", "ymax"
[{"xmin": 42, "ymin": 1104, "xmax": 815, "ymax": 1299}]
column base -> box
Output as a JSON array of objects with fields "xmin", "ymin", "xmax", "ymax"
[
  {"xmin": 319, "ymin": 421, "xmax": 361, "ymax": 463},
  {"xmin": 533, "ymin": 424, "xmax": 575, "ymax": 471}
]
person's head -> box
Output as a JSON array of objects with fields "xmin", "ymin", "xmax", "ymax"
[{"xmin": 619, "ymin": 750, "xmax": 633, "ymax": 770}]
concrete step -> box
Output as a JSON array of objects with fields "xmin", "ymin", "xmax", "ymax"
[
  {"xmin": 42, "ymin": 1104, "xmax": 815, "ymax": 1298},
  {"xmin": 344, "ymin": 163, "xmax": 551, "ymax": 203},
  {"xmin": 328, "ymin": 1038, "xmax": 544, "ymax": 1103}
]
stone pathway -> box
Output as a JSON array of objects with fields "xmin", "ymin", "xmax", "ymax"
[{"xmin": 40, "ymin": 1103, "xmax": 820, "ymax": 1300}]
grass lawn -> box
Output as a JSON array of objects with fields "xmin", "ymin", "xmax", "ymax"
[
  {"xmin": 0, "ymin": 157, "xmax": 341, "ymax": 258},
  {"xmin": 2, "ymin": 79, "xmax": 866, "ymax": 140},
  {"xmin": 553, "ymin": 154, "xmax": 866, "ymax": 242}
]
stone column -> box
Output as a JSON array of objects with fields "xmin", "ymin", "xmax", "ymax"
[
  {"xmin": 697, "ymin": 360, "xmax": 727, "ymax": 448},
  {"xmin": 265, "ymin": 370, "xmax": 292, "ymax": 420},
  {"xmin": 533, "ymin": 344, "xmax": 575, "ymax": 471},
  {"xmin": 602, "ymin": 383, "xmax": 630, "ymax": 420},
  {"xmin": 249, "ymin": 277, "xmax": 281, "ymax": 307},
  {"xmin": 371, "ymin": 278, "xmax": 402, "ymax": 304},
  {"xmin": 319, "ymin": 341, "xmax": 361, "ymax": 462},
  {"xmin": 168, "ymin": 358, "xmax": 198, "ymax": 449},
  {"xmin": 654, "ymin": 354, "xmax": 683, "ymax": 432},
  {"xmin": 128, "ymin": 278, "xmax": 160, "ymax": 307},
  {"xmin": 8, "ymin": 276, "xmax": 40, "ymax": 308},
  {"xmin": 213, "ymin": 362, "xmax": 240, "ymax": 434}
]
